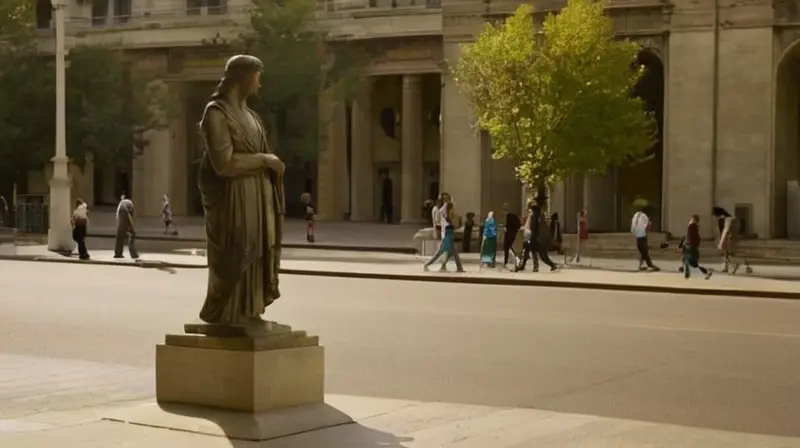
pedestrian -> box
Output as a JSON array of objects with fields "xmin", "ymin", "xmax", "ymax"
[
  {"xmin": 379, "ymin": 169, "xmax": 394, "ymax": 223},
  {"xmin": 423, "ymin": 201, "xmax": 464, "ymax": 272},
  {"xmin": 480, "ymin": 211, "xmax": 497, "ymax": 268},
  {"xmin": 516, "ymin": 204, "xmax": 558, "ymax": 272},
  {"xmin": 462, "ymin": 212, "xmax": 475, "ymax": 253},
  {"xmin": 162, "ymin": 194, "xmax": 173, "ymax": 235},
  {"xmin": 431, "ymin": 197, "xmax": 443, "ymax": 240},
  {"xmin": 680, "ymin": 214, "xmax": 712, "ymax": 279},
  {"xmin": 71, "ymin": 199, "xmax": 90, "ymax": 260},
  {"xmin": 301, "ymin": 192, "xmax": 315, "ymax": 243},
  {"xmin": 549, "ymin": 212, "xmax": 564, "ymax": 255},
  {"xmin": 502, "ymin": 203, "xmax": 521, "ymax": 269},
  {"xmin": 712, "ymin": 206, "xmax": 750, "ymax": 274},
  {"xmin": 439, "ymin": 202, "xmax": 465, "ymax": 272},
  {"xmin": 631, "ymin": 205, "xmax": 659, "ymax": 271},
  {"xmin": 114, "ymin": 195, "xmax": 140, "ymax": 260},
  {"xmin": 572, "ymin": 208, "xmax": 589, "ymax": 264}
]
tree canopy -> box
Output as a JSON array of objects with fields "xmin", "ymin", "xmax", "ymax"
[
  {"xmin": 242, "ymin": 0, "xmax": 362, "ymax": 165},
  {"xmin": 451, "ymin": 0, "xmax": 657, "ymax": 192},
  {"xmin": 0, "ymin": 0, "xmax": 174, "ymax": 193}
]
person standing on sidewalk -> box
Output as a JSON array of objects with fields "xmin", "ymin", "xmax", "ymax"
[
  {"xmin": 301, "ymin": 192, "xmax": 315, "ymax": 244},
  {"xmin": 71, "ymin": 199, "xmax": 90, "ymax": 260},
  {"xmin": 572, "ymin": 209, "xmax": 589, "ymax": 264},
  {"xmin": 631, "ymin": 206, "xmax": 659, "ymax": 271},
  {"xmin": 680, "ymin": 214, "xmax": 712, "ymax": 280},
  {"xmin": 114, "ymin": 195, "xmax": 139, "ymax": 260},
  {"xmin": 431, "ymin": 197, "xmax": 443, "ymax": 240},
  {"xmin": 379, "ymin": 169, "xmax": 394, "ymax": 224},
  {"xmin": 162, "ymin": 194, "xmax": 174, "ymax": 235},
  {"xmin": 549, "ymin": 212, "xmax": 564, "ymax": 255},
  {"xmin": 502, "ymin": 203, "xmax": 521, "ymax": 269},
  {"xmin": 480, "ymin": 211, "xmax": 498, "ymax": 268}
]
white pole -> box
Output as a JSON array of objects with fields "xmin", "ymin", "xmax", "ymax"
[{"xmin": 47, "ymin": 0, "xmax": 74, "ymax": 252}]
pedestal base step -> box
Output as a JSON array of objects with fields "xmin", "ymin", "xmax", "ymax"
[
  {"xmin": 156, "ymin": 330, "xmax": 324, "ymax": 413},
  {"xmin": 103, "ymin": 401, "xmax": 353, "ymax": 441}
]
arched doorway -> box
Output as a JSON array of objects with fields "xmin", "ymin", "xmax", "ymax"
[
  {"xmin": 774, "ymin": 41, "xmax": 800, "ymax": 238},
  {"xmin": 616, "ymin": 50, "xmax": 665, "ymax": 230}
]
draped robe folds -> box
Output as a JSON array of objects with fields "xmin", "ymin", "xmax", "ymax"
[{"xmin": 197, "ymin": 99, "xmax": 285, "ymax": 324}]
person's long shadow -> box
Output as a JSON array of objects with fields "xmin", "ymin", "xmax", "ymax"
[{"xmin": 154, "ymin": 402, "xmax": 413, "ymax": 447}]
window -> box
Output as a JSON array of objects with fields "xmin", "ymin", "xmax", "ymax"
[
  {"xmin": 207, "ymin": 0, "xmax": 227, "ymax": 15},
  {"xmin": 114, "ymin": 0, "xmax": 132, "ymax": 24},
  {"xmin": 35, "ymin": 0, "xmax": 52, "ymax": 29},
  {"xmin": 186, "ymin": 0, "xmax": 202, "ymax": 15},
  {"xmin": 92, "ymin": 0, "xmax": 109, "ymax": 26},
  {"xmin": 187, "ymin": 0, "xmax": 228, "ymax": 16}
]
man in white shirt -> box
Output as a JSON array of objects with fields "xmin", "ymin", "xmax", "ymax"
[
  {"xmin": 114, "ymin": 195, "xmax": 140, "ymax": 260},
  {"xmin": 431, "ymin": 198, "xmax": 442, "ymax": 240},
  {"xmin": 631, "ymin": 207, "xmax": 659, "ymax": 271}
]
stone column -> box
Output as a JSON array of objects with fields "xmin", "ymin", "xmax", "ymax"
[
  {"xmin": 170, "ymin": 85, "xmax": 188, "ymax": 216},
  {"xmin": 316, "ymin": 88, "xmax": 347, "ymax": 221},
  {"xmin": 132, "ymin": 81, "xmax": 173, "ymax": 217},
  {"xmin": 441, "ymin": 42, "xmax": 484, "ymax": 216},
  {"xmin": 350, "ymin": 78, "xmax": 374, "ymax": 221},
  {"xmin": 400, "ymin": 74, "xmax": 423, "ymax": 223}
]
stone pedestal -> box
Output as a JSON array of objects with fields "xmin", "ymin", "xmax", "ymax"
[
  {"xmin": 127, "ymin": 322, "xmax": 352, "ymax": 441},
  {"xmin": 156, "ymin": 322, "xmax": 324, "ymax": 413}
]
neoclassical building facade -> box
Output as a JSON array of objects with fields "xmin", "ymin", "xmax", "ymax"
[{"xmin": 29, "ymin": 0, "xmax": 800, "ymax": 238}]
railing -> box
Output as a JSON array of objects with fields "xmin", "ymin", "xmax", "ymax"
[{"xmin": 14, "ymin": 196, "xmax": 49, "ymax": 235}]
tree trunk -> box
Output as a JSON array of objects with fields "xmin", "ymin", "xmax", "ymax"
[{"xmin": 533, "ymin": 180, "xmax": 548, "ymax": 209}]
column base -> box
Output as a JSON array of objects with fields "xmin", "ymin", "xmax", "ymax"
[{"xmin": 47, "ymin": 175, "xmax": 74, "ymax": 253}]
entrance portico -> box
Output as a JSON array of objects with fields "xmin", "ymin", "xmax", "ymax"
[{"xmin": 344, "ymin": 73, "xmax": 440, "ymax": 223}]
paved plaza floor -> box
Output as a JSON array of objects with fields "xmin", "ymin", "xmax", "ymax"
[{"xmin": 1, "ymin": 261, "xmax": 799, "ymax": 446}]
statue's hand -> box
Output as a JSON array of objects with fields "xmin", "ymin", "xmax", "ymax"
[{"xmin": 264, "ymin": 153, "xmax": 285, "ymax": 176}]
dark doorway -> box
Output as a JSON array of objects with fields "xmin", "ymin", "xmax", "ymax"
[{"xmin": 617, "ymin": 50, "xmax": 665, "ymax": 230}]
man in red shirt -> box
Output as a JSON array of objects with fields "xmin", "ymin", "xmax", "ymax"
[{"xmin": 680, "ymin": 214, "xmax": 712, "ymax": 279}]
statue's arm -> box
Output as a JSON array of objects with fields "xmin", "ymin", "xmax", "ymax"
[{"xmin": 203, "ymin": 108, "xmax": 266, "ymax": 177}]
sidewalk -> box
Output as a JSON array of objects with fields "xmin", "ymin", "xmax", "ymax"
[
  {"xmin": 7, "ymin": 245, "xmax": 800, "ymax": 299},
  {"xmin": 83, "ymin": 211, "xmax": 420, "ymax": 250},
  {"xmin": 3, "ymin": 394, "xmax": 798, "ymax": 447}
]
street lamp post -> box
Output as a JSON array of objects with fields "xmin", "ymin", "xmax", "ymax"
[{"xmin": 47, "ymin": 0, "xmax": 74, "ymax": 252}]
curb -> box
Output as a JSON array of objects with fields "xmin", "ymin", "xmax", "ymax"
[
  {"xmin": 3, "ymin": 254, "xmax": 799, "ymax": 300},
  {"xmin": 85, "ymin": 233, "xmax": 416, "ymax": 254},
  {"xmin": 279, "ymin": 269, "xmax": 800, "ymax": 300}
]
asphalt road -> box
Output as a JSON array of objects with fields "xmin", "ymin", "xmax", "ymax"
[{"xmin": 0, "ymin": 261, "xmax": 798, "ymax": 439}]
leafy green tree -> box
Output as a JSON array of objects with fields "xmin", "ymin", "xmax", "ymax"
[
  {"xmin": 0, "ymin": 0, "xmax": 51, "ymax": 195},
  {"xmin": 65, "ymin": 44, "xmax": 177, "ymax": 168},
  {"xmin": 0, "ymin": 0, "xmax": 175, "ymax": 193},
  {"xmin": 451, "ymin": 1, "xmax": 656, "ymax": 202},
  {"xmin": 241, "ymin": 0, "xmax": 362, "ymax": 165}
]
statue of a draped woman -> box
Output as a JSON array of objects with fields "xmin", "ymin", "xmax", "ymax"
[{"xmin": 196, "ymin": 55, "xmax": 285, "ymax": 326}]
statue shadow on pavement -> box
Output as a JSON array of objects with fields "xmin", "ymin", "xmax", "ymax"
[{"xmin": 111, "ymin": 402, "xmax": 414, "ymax": 447}]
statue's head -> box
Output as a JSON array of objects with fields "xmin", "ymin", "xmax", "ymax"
[{"xmin": 210, "ymin": 54, "xmax": 264, "ymax": 100}]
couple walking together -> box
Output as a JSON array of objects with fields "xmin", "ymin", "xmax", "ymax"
[{"xmin": 424, "ymin": 195, "xmax": 464, "ymax": 272}]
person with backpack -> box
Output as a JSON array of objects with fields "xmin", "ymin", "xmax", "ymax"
[
  {"xmin": 515, "ymin": 204, "xmax": 557, "ymax": 272},
  {"xmin": 712, "ymin": 206, "xmax": 751, "ymax": 274},
  {"xmin": 679, "ymin": 214, "xmax": 712, "ymax": 279}
]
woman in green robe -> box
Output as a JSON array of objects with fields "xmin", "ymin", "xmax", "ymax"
[{"xmin": 196, "ymin": 55, "xmax": 286, "ymax": 325}]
